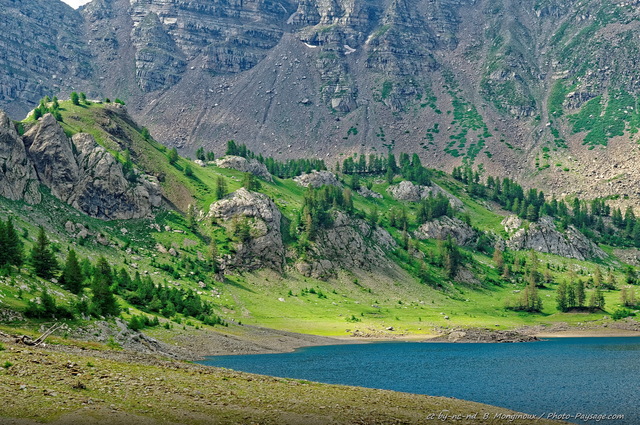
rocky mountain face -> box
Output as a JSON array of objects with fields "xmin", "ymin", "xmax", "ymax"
[
  {"xmin": 296, "ymin": 211, "xmax": 398, "ymax": 279},
  {"xmin": 4, "ymin": 0, "xmax": 640, "ymax": 207},
  {"xmin": 0, "ymin": 111, "xmax": 161, "ymax": 220},
  {"xmin": 502, "ymin": 215, "xmax": 607, "ymax": 261},
  {"xmin": 0, "ymin": 0, "xmax": 92, "ymax": 119}
]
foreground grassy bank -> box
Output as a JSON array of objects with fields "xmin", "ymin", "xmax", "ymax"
[{"xmin": 0, "ymin": 334, "xmax": 564, "ymax": 425}]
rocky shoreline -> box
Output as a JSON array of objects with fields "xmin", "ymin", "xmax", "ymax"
[{"xmin": 426, "ymin": 328, "xmax": 540, "ymax": 343}]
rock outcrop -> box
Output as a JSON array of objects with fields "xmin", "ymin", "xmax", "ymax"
[
  {"xmin": 503, "ymin": 215, "xmax": 607, "ymax": 261},
  {"xmin": 357, "ymin": 186, "xmax": 383, "ymax": 199},
  {"xmin": 387, "ymin": 181, "xmax": 463, "ymax": 208},
  {"xmin": 293, "ymin": 170, "xmax": 340, "ymax": 188},
  {"xmin": 296, "ymin": 211, "xmax": 397, "ymax": 279},
  {"xmin": 215, "ymin": 156, "xmax": 273, "ymax": 182},
  {"xmin": 21, "ymin": 114, "xmax": 161, "ymax": 219},
  {"xmin": 207, "ymin": 188, "xmax": 284, "ymax": 271},
  {"xmin": 0, "ymin": 111, "xmax": 41, "ymax": 204},
  {"xmin": 414, "ymin": 216, "xmax": 477, "ymax": 247}
]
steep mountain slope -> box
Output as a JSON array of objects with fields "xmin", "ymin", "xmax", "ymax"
[
  {"xmin": 0, "ymin": 101, "xmax": 636, "ymax": 338},
  {"xmin": 3, "ymin": 0, "xmax": 640, "ymax": 206}
]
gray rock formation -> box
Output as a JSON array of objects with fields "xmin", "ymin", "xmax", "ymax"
[
  {"xmin": 296, "ymin": 211, "xmax": 397, "ymax": 279},
  {"xmin": 207, "ymin": 188, "xmax": 284, "ymax": 271},
  {"xmin": 21, "ymin": 114, "xmax": 161, "ymax": 219},
  {"xmin": 357, "ymin": 186, "xmax": 383, "ymax": 199},
  {"xmin": 215, "ymin": 155, "xmax": 273, "ymax": 182},
  {"xmin": 0, "ymin": 111, "xmax": 41, "ymax": 204},
  {"xmin": 503, "ymin": 215, "xmax": 607, "ymax": 261},
  {"xmin": 70, "ymin": 133, "xmax": 162, "ymax": 219},
  {"xmin": 387, "ymin": 181, "xmax": 463, "ymax": 208},
  {"xmin": 293, "ymin": 170, "xmax": 341, "ymax": 188},
  {"xmin": 414, "ymin": 216, "xmax": 477, "ymax": 247}
]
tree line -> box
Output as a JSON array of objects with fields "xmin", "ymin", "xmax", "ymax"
[{"xmin": 226, "ymin": 140, "xmax": 327, "ymax": 179}]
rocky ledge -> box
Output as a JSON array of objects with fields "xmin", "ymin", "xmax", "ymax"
[
  {"xmin": 429, "ymin": 328, "xmax": 540, "ymax": 343},
  {"xmin": 215, "ymin": 155, "xmax": 273, "ymax": 182},
  {"xmin": 293, "ymin": 170, "xmax": 340, "ymax": 188}
]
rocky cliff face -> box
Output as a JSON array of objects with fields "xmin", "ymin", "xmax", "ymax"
[
  {"xmin": 0, "ymin": 0, "xmax": 92, "ymax": 118},
  {"xmin": 0, "ymin": 111, "xmax": 41, "ymax": 204},
  {"xmin": 296, "ymin": 211, "xmax": 397, "ymax": 279},
  {"xmin": 387, "ymin": 181, "xmax": 462, "ymax": 208},
  {"xmin": 5, "ymin": 0, "xmax": 640, "ymax": 209},
  {"xmin": 207, "ymin": 188, "xmax": 285, "ymax": 271},
  {"xmin": 3, "ymin": 112, "xmax": 161, "ymax": 220},
  {"xmin": 502, "ymin": 215, "xmax": 607, "ymax": 261},
  {"xmin": 414, "ymin": 216, "xmax": 477, "ymax": 247}
]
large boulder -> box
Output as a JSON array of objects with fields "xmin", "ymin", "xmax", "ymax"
[
  {"xmin": 207, "ymin": 188, "xmax": 284, "ymax": 271},
  {"xmin": 215, "ymin": 155, "xmax": 273, "ymax": 182},
  {"xmin": 293, "ymin": 170, "xmax": 340, "ymax": 188},
  {"xmin": 503, "ymin": 215, "xmax": 607, "ymax": 260},
  {"xmin": 0, "ymin": 110, "xmax": 40, "ymax": 204},
  {"xmin": 414, "ymin": 216, "xmax": 477, "ymax": 246},
  {"xmin": 22, "ymin": 114, "xmax": 162, "ymax": 219},
  {"xmin": 296, "ymin": 211, "xmax": 397, "ymax": 279},
  {"xmin": 387, "ymin": 181, "xmax": 463, "ymax": 208}
]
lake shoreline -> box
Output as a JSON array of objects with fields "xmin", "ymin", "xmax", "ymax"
[{"xmin": 170, "ymin": 319, "xmax": 640, "ymax": 359}]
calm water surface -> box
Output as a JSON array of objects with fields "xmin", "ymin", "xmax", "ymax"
[{"xmin": 200, "ymin": 337, "xmax": 640, "ymax": 424}]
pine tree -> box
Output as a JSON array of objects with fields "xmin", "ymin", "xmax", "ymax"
[
  {"xmin": 575, "ymin": 280, "xmax": 586, "ymax": 308},
  {"xmin": 168, "ymin": 147, "xmax": 179, "ymax": 165},
  {"xmin": 215, "ymin": 176, "xmax": 228, "ymax": 200},
  {"xmin": 70, "ymin": 92, "xmax": 80, "ymax": 105},
  {"xmin": 493, "ymin": 249, "xmax": 504, "ymax": 274},
  {"xmin": 566, "ymin": 282, "xmax": 576, "ymax": 309},
  {"xmin": 588, "ymin": 287, "xmax": 605, "ymax": 312},
  {"xmin": 441, "ymin": 236, "xmax": 461, "ymax": 279},
  {"xmin": 556, "ymin": 281, "xmax": 568, "ymax": 312},
  {"xmin": 0, "ymin": 218, "xmax": 23, "ymax": 268},
  {"xmin": 594, "ymin": 267, "xmax": 603, "ymax": 289},
  {"xmin": 30, "ymin": 226, "xmax": 58, "ymax": 279},
  {"xmin": 60, "ymin": 249, "xmax": 84, "ymax": 294},
  {"xmin": 90, "ymin": 257, "xmax": 120, "ymax": 317}
]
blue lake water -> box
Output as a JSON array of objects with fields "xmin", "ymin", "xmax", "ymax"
[{"xmin": 199, "ymin": 337, "xmax": 640, "ymax": 424}]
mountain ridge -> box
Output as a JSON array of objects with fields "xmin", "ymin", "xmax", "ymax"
[{"xmin": 3, "ymin": 0, "xmax": 640, "ymax": 209}]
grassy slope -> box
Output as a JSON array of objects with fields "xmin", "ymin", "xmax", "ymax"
[
  {"xmin": 0, "ymin": 336, "xmax": 564, "ymax": 425},
  {"xmin": 2, "ymin": 101, "xmax": 635, "ymax": 340}
]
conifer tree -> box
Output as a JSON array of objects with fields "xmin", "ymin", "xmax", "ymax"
[
  {"xmin": 70, "ymin": 92, "xmax": 80, "ymax": 105},
  {"xmin": 60, "ymin": 249, "xmax": 84, "ymax": 294},
  {"xmin": 215, "ymin": 176, "xmax": 228, "ymax": 200},
  {"xmin": 30, "ymin": 226, "xmax": 58, "ymax": 279},
  {"xmin": 90, "ymin": 257, "xmax": 120, "ymax": 317},
  {"xmin": 575, "ymin": 280, "xmax": 586, "ymax": 308},
  {"xmin": 168, "ymin": 147, "xmax": 179, "ymax": 165},
  {"xmin": 556, "ymin": 281, "xmax": 568, "ymax": 312},
  {"xmin": 493, "ymin": 249, "xmax": 504, "ymax": 274},
  {"xmin": 0, "ymin": 218, "xmax": 23, "ymax": 268}
]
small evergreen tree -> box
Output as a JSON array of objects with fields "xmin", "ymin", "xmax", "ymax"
[
  {"xmin": 215, "ymin": 176, "xmax": 227, "ymax": 200},
  {"xmin": 575, "ymin": 280, "xmax": 586, "ymax": 308},
  {"xmin": 90, "ymin": 257, "xmax": 120, "ymax": 317},
  {"xmin": 70, "ymin": 92, "xmax": 80, "ymax": 105},
  {"xmin": 168, "ymin": 147, "xmax": 179, "ymax": 165},
  {"xmin": 30, "ymin": 226, "xmax": 58, "ymax": 279},
  {"xmin": 60, "ymin": 249, "xmax": 84, "ymax": 294},
  {"xmin": 556, "ymin": 281, "xmax": 568, "ymax": 312},
  {"xmin": 196, "ymin": 147, "xmax": 205, "ymax": 161}
]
